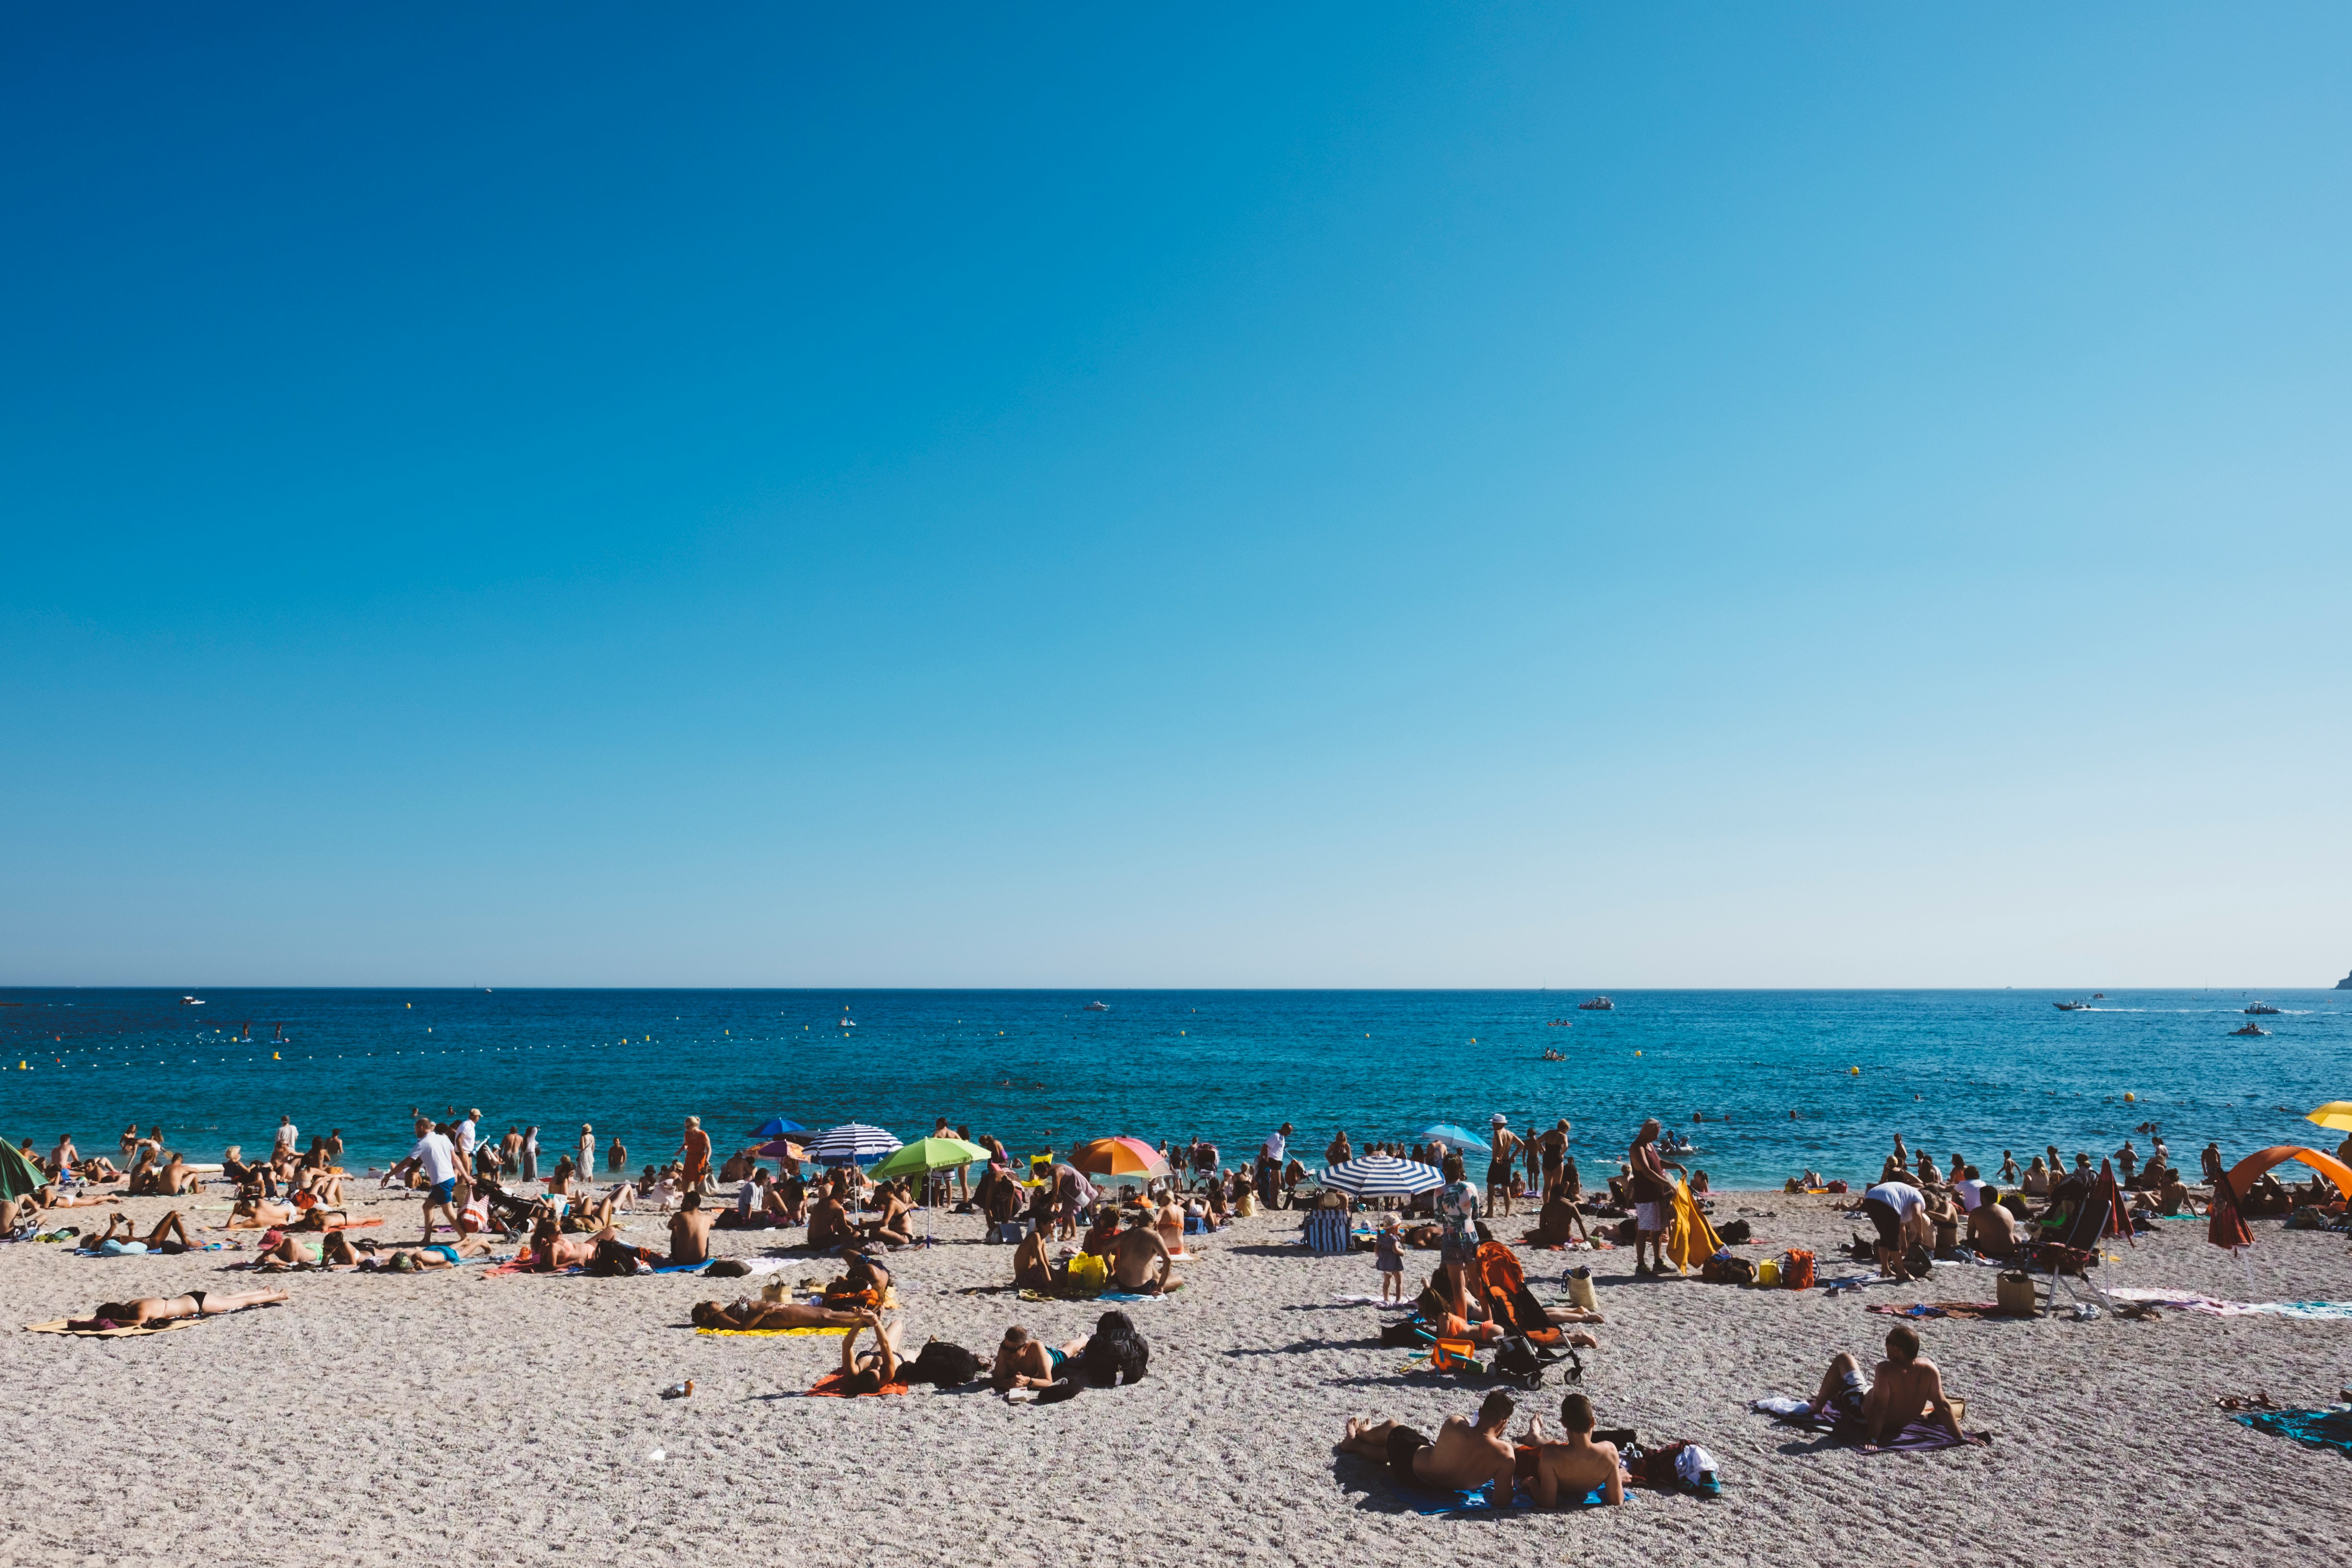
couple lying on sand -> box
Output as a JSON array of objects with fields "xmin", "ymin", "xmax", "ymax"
[{"xmin": 1338, "ymin": 1391, "xmax": 1629, "ymax": 1506}]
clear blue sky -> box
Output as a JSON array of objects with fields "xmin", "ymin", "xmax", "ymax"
[{"xmin": 5, "ymin": 7, "xmax": 2347, "ymax": 987}]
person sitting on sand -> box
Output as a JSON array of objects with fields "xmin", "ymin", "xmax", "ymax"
[
  {"xmin": 1807, "ymin": 1324, "xmax": 1980, "ymax": 1450},
  {"xmin": 667, "ymin": 1191, "xmax": 717, "ymax": 1264},
  {"xmin": 1154, "ymin": 1196, "xmax": 1188, "ymax": 1256},
  {"xmin": 1012, "ymin": 1226, "xmax": 1053, "ymax": 1291},
  {"xmin": 69, "ymin": 1286, "xmax": 289, "ymax": 1331},
  {"xmin": 858, "ymin": 1180, "xmax": 915, "ymax": 1247},
  {"xmin": 837, "ymin": 1309, "xmax": 902, "ymax": 1395},
  {"xmin": 2157, "ymin": 1170, "xmax": 2201, "ymax": 1216},
  {"xmin": 1518, "ymin": 1392, "xmax": 1629, "ymax": 1507},
  {"xmin": 692, "ymin": 1298, "xmax": 869, "ymax": 1332},
  {"xmin": 1111, "ymin": 1223, "xmax": 1182, "ymax": 1294},
  {"xmin": 992, "ymin": 1323, "xmax": 1086, "ymax": 1391},
  {"xmin": 1081, "ymin": 1205, "xmax": 1124, "ymax": 1258},
  {"xmin": 1531, "ymin": 1182, "xmax": 1589, "ymax": 1245},
  {"xmin": 1336, "ymin": 1390, "xmax": 1521, "ymax": 1500},
  {"xmin": 1967, "ymin": 1191, "xmax": 2019, "ymax": 1256},
  {"xmin": 807, "ymin": 1189, "xmax": 856, "ymax": 1250}
]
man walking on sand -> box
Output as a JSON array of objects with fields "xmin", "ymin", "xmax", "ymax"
[
  {"xmin": 409, "ymin": 1118, "xmax": 461, "ymax": 1245},
  {"xmin": 1628, "ymin": 1118, "xmax": 1684, "ymax": 1280}
]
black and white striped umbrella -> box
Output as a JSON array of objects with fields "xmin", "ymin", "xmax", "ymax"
[
  {"xmin": 1320, "ymin": 1154, "xmax": 1445, "ymax": 1197},
  {"xmin": 805, "ymin": 1123, "xmax": 904, "ymax": 1165}
]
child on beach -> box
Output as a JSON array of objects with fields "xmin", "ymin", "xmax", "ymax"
[{"xmin": 1375, "ymin": 1215, "xmax": 1406, "ymax": 1303}]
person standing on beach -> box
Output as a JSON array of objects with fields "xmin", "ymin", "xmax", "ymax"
[
  {"xmin": 521, "ymin": 1125, "xmax": 539, "ymax": 1183},
  {"xmin": 275, "ymin": 1115, "xmax": 298, "ymax": 1158},
  {"xmin": 608, "ymin": 1135, "xmax": 627, "ymax": 1173},
  {"xmin": 1258, "ymin": 1123, "xmax": 1291, "ymax": 1209},
  {"xmin": 1537, "ymin": 1120, "xmax": 1570, "ymax": 1200},
  {"xmin": 1435, "ymin": 1152, "xmax": 1481, "ymax": 1317},
  {"xmin": 1487, "ymin": 1116, "xmax": 1522, "ymax": 1219},
  {"xmin": 578, "ymin": 1124, "xmax": 596, "ymax": 1180},
  {"xmin": 1627, "ymin": 1119, "xmax": 1683, "ymax": 1280},
  {"xmin": 680, "ymin": 1116, "xmax": 712, "ymax": 1193},
  {"xmin": 409, "ymin": 1117, "xmax": 461, "ymax": 1245},
  {"xmin": 454, "ymin": 1109, "xmax": 479, "ymax": 1172}
]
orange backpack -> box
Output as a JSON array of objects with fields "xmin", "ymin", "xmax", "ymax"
[{"xmin": 1780, "ymin": 1248, "xmax": 1816, "ymax": 1291}]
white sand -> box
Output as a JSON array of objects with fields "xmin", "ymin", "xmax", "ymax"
[{"xmin": 4, "ymin": 1188, "xmax": 2347, "ymax": 1567}]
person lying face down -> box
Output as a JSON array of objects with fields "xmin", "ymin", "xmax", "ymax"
[
  {"xmin": 692, "ymin": 1298, "xmax": 867, "ymax": 1331},
  {"xmin": 1337, "ymin": 1391, "xmax": 1519, "ymax": 1498},
  {"xmin": 69, "ymin": 1286, "xmax": 289, "ymax": 1331},
  {"xmin": 1518, "ymin": 1392, "xmax": 1630, "ymax": 1507}
]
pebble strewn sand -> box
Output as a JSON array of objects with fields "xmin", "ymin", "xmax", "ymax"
[{"xmin": 3, "ymin": 1188, "xmax": 2347, "ymax": 1568}]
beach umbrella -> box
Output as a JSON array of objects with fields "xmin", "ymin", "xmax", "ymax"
[
  {"xmin": 805, "ymin": 1123, "xmax": 904, "ymax": 1165},
  {"xmin": 2306, "ymin": 1102, "xmax": 2352, "ymax": 1134},
  {"xmin": 0, "ymin": 1140, "xmax": 45, "ymax": 1200},
  {"xmin": 867, "ymin": 1137, "xmax": 992, "ymax": 1244},
  {"xmin": 1071, "ymin": 1137, "xmax": 1170, "ymax": 1184},
  {"xmin": 1321, "ymin": 1154, "xmax": 1444, "ymax": 1198},
  {"xmin": 1417, "ymin": 1124, "xmax": 1486, "ymax": 1153},
  {"xmin": 753, "ymin": 1139, "xmax": 807, "ymax": 1163},
  {"xmin": 749, "ymin": 1115, "xmax": 807, "ymax": 1138}
]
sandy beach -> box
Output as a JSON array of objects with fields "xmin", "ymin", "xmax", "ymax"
[{"xmin": 3, "ymin": 1185, "xmax": 2346, "ymax": 1568}]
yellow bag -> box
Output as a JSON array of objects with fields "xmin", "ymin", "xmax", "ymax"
[
  {"xmin": 1066, "ymin": 1252, "xmax": 1108, "ymax": 1290},
  {"xmin": 1756, "ymin": 1257, "xmax": 1781, "ymax": 1287}
]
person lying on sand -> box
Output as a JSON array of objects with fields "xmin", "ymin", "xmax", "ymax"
[
  {"xmin": 1807, "ymin": 1324, "xmax": 1980, "ymax": 1450},
  {"xmin": 991, "ymin": 1323, "xmax": 1086, "ymax": 1390},
  {"xmin": 69, "ymin": 1286, "xmax": 289, "ymax": 1331},
  {"xmin": 1111, "ymin": 1224, "xmax": 1182, "ymax": 1295},
  {"xmin": 527, "ymin": 1215, "xmax": 624, "ymax": 1271},
  {"xmin": 1336, "ymin": 1390, "xmax": 1520, "ymax": 1498},
  {"xmin": 837, "ymin": 1309, "xmax": 902, "ymax": 1395},
  {"xmin": 82, "ymin": 1211, "xmax": 197, "ymax": 1255},
  {"xmin": 1518, "ymin": 1392, "xmax": 1629, "ymax": 1507},
  {"xmin": 228, "ymin": 1196, "xmax": 300, "ymax": 1229},
  {"xmin": 692, "ymin": 1298, "xmax": 869, "ymax": 1331},
  {"xmin": 256, "ymin": 1228, "xmax": 362, "ymax": 1267}
]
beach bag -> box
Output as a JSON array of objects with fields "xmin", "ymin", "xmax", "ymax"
[
  {"xmin": 1380, "ymin": 1316, "xmax": 1429, "ymax": 1349},
  {"xmin": 907, "ymin": 1339, "xmax": 981, "ymax": 1385},
  {"xmin": 1754, "ymin": 1256, "xmax": 1780, "ymax": 1287},
  {"xmin": 1825, "ymin": 1180, "xmax": 1849, "ymax": 1194},
  {"xmin": 1715, "ymin": 1219, "xmax": 1752, "ymax": 1245},
  {"xmin": 1305, "ymin": 1207, "xmax": 1348, "ymax": 1254},
  {"xmin": 1996, "ymin": 1270, "xmax": 2039, "ymax": 1317},
  {"xmin": 1780, "ymin": 1249, "xmax": 1815, "ymax": 1291},
  {"xmin": 704, "ymin": 1258, "xmax": 748, "ymax": 1278},
  {"xmin": 1702, "ymin": 1253, "xmax": 1755, "ymax": 1286},
  {"xmin": 1065, "ymin": 1252, "xmax": 1109, "ymax": 1292},
  {"xmin": 1565, "ymin": 1266, "xmax": 1597, "ymax": 1311}
]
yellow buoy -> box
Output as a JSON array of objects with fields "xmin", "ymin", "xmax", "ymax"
[
  {"xmin": 1634, "ymin": 1050, "xmax": 1642, "ymax": 1057},
  {"xmin": 1850, "ymin": 1066, "xmax": 1861, "ymax": 1075},
  {"xmin": 273, "ymin": 1052, "xmax": 280, "ymax": 1060},
  {"xmin": 2124, "ymin": 1091, "xmax": 2136, "ymax": 1102}
]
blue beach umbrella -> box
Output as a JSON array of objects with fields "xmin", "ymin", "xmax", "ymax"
[
  {"xmin": 1417, "ymin": 1124, "xmax": 1486, "ymax": 1152},
  {"xmin": 805, "ymin": 1123, "xmax": 904, "ymax": 1165},
  {"xmin": 749, "ymin": 1115, "xmax": 806, "ymax": 1137},
  {"xmin": 1321, "ymin": 1154, "xmax": 1444, "ymax": 1198}
]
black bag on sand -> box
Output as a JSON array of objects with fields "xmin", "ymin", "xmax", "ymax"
[
  {"xmin": 1715, "ymin": 1219, "xmax": 1752, "ymax": 1245},
  {"xmin": 1380, "ymin": 1317, "xmax": 1427, "ymax": 1349},
  {"xmin": 704, "ymin": 1259, "xmax": 749, "ymax": 1278},
  {"xmin": 907, "ymin": 1339, "xmax": 982, "ymax": 1385}
]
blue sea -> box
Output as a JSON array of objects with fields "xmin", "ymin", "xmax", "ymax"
[{"xmin": 2, "ymin": 989, "xmax": 2345, "ymax": 1186}]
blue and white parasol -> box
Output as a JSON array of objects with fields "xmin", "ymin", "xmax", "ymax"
[{"xmin": 804, "ymin": 1123, "xmax": 904, "ymax": 1165}]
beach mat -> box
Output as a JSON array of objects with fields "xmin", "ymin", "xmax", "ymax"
[
  {"xmin": 1865, "ymin": 1301, "xmax": 2026, "ymax": 1320},
  {"xmin": 2107, "ymin": 1289, "xmax": 2352, "ymax": 1321},
  {"xmin": 806, "ymin": 1370, "xmax": 912, "ymax": 1397},
  {"xmin": 24, "ymin": 1318, "xmax": 190, "ymax": 1338},
  {"xmin": 1753, "ymin": 1401, "xmax": 1989, "ymax": 1452},
  {"xmin": 1017, "ymin": 1286, "xmax": 1179, "ymax": 1304},
  {"xmin": 2235, "ymin": 1408, "xmax": 2352, "ymax": 1458},
  {"xmin": 696, "ymin": 1324, "xmax": 850, "ymax": 1337},
  {"xmin": 1387, "ymin": 1479, "xmax": 1609, "ymax": 1515}
]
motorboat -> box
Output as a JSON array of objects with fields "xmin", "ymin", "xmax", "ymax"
[
  {"xmin": 1576, "ymin": 996, "xmax": 1615, "ymax": 1011},
  {"xmin": 2244, "ymin": 1001, "xmax": 2280, "ymax": 1015},
  {"xmin": 2054, "ymin": 1000, "xmax": 2089, "ymax": 1010},
  {"xmin": 2230, "ymin": 1022, "xmax": 2269, "ymax": 1037},
  {"xmin": 1083, "ymin": 1001, "xmax": 1109, "ymax": 1012},
  {"xmin": 180, "ymin": 995, "xmax": 204, "ymax": 1006}
]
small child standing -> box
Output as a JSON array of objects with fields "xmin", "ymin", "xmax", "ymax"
[{"xmin": 1375, "ymin": 1215, "xmax": 1406, "ymax": 1303}]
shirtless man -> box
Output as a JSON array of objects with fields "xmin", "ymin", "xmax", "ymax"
[
  {"xmin": 859, "ymin": 1182, "xmax": 914, "ymax": 1247},
  {"xmin": 1012, "ymin": 1226, "xmax": 1053, "ymax": 1290},
  {"xmin": 668, "ymin": 1192, "xmax": 718, "ymax": 1265},
  {"xmin": 807, "ymin": 1189, "xmax": 856, "ymax": 1250},
  {"xmin": 1111, "ymin": 1223, "xmax": 1182, "ymax": 1294},
  {"xmin": 48, "ymin": 1134, "xmax": 79, "ymax": 1180},
  {"xmin": 71, "ymin": 1286, "xmax": 288, "ymax": 1331},
  {"xmin": 1337, "ymin": 1391, "xmax": 1520, "ymax": 1500},
  {"xmin": 1967, "ymin": 1192, "xmax": 2020, "ymax": 1256},
  {"xmin": 679, "ymin": 1116, "xmax": 712, "ymax": 1194},
  {"xmin": 1519, "ymin": 1392, "xmax": 1629, "ymax": 1507},
  {"xmin": 991, "ymin": 1324, "xmax": 1087, "ymax": 1391},
  {"xmin": 690, "ymin": 1298, "xmax": 869, "ymax": 1331},
  {"xmin": 1808, "ymin": 1324, "xmax": 1979, "ymax": 1449}
]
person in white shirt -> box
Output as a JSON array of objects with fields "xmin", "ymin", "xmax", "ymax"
[
  {"xmin": 408, "ymin": 1119, "xmax": 461, "ymax": 1245},
  {"xmin": 521, "ymin": 1126, "xmax": 539, "ymax": 1183},
  {"xmin": 1262, "ymin": 1123, "xmax": 1291, "ymax": 1164},
  {"xmin": 578, "ymin": 1125, "xmax": 596, "ymax": 1177},
  {"xmin": 454, "ymin": 1111, "xmax": 479, "ymax": 1168},
  {"xmin": 1861, "ymin": 1179, "xmax": 1930, "ymax": 1278},
  {"xmin": 275, "ymin": 1116, "xmax": 298, "ymax": 1155}
]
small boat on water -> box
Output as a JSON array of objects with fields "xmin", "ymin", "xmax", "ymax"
[
  {"xmin": 180, "ymin": 995, "xmax": 205, "ymax": 1006},
  {"xmin": 1083, "ymin": 1001, "xmax": 1109, "ymax": 1012},
  {"xmin": 2054, "ymin": 1000, "xmax": 2089, "ymax": 1010},
  {"xmin": 2244, "ymin": 1001, "xmax": 2280, "ymax": 1015},
  {"xmin": 2230, "ymin": 1022, "xmax": 2269, "ymax": 1037},
  {"xmin": 1576, "ymin": 996, "xmax": 1615, "ymax": 1011}
]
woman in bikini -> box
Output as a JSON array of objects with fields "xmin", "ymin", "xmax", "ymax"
[
  {"xmin": 691, "ymin": 1298, "xmax": 868, "ymax": 1331},
  {"xmin": 71, "ymin": 1286, "xmax": 289, "ymax": 1331},
  {"xmin": 837, "ymin": 1310, "xmax": 902, "ymax": 1394}
]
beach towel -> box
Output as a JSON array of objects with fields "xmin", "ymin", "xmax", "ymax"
[
  {"xmin": 2107, "ymin": 1288, "xmax": 2352, "ymax": 1321},
  {"xmin": 1866, "ymin": 1301, "xmax": 2020, "ymax": 1320},
  {"xmin": 24, "ymin": 1318, "xmax": 190, "ymax": 1338},
  {"xmin": 1017, "ymin": 1286, "xmax": 1178, "ymax": 1304},
  {"xmin": 696, "ymin": 1324, "xmax": 850, "ymax": 1337},
  {"xmin": 1386, "ymin": 1479, "xmax": 1608, "ymax": 1514},
  {"xmin": 1752, "ymin": 1400, "xmax": 1989, "ymax": 1452},
  {"xmin": 806, "ymin": 1369, "xmax": 912, "ymax": 1397},
  {"xmin": 2235, "ymin": 1408, "xmax": 2352, "ymax": 1459}
]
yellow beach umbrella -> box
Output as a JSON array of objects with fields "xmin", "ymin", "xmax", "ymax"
[{"xmin": 2305, "ymin": 1102, "xmax": 2352, "ymax": 1133}]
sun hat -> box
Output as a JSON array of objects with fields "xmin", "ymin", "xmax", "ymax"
[{"xmin": 1492, "ymin": 1114, "xmax": 1508, "ymax": 1126}]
